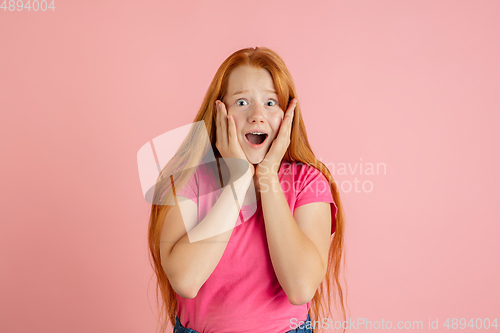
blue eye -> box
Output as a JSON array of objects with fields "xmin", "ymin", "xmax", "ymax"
[{"xmin": 235, "ymin": 99, "xmax": 279, "ymax": 107}]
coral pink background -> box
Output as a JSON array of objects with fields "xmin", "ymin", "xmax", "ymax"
[{"xmin": 1, "ymin": 1, "xmax": 499, "ymax": 332}]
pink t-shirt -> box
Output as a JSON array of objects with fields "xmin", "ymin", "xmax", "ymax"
[{"xmin": 174, "ymin": 160, "xmax": 337, "ymax": 333}]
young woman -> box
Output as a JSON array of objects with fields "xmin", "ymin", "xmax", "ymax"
[{"xmin": 148, "ymin": 47, "xmax": 346, "ymax": 333}]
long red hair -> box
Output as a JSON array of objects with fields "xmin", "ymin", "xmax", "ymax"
[{"xmin": 148, "ymin": 46, "xmax": 347, "ymax": 332}]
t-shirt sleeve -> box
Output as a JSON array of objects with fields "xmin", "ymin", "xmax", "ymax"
[
  {"xmin": 173, "ymin": 169, "xmax": 198, "ymax": 204},
  {"xmin": 295, "ymin": 165, "xmax": 338, "ymax": 234}
]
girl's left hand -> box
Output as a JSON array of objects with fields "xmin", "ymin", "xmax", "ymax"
[{"xmin": 256, "ymin": 98, "xmax": 298, "ymax": 178}]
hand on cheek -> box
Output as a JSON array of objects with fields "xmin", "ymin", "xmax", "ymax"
[
  {"xmin": 215, "ymin": 100, "xmax": 255, "ymax": 176},
  {"xmin": 255, "ymin": 98, "xmax": 298, "ymax": 177}
]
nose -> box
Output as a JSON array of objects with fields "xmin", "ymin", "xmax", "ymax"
[{"xmin": 248, "ymin": 104, "xmax": 266, "ymax": 124}]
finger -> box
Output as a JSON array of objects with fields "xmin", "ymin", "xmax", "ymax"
[
  {"xmin": 227, "ymin": 115, "xmax": 242, "ymax": 154},
  {"xmin": 277, "ymin": 99, "xmax": 296, "ymax": 141},
  {"xmin": 283, "ymin": 99, "xmax": 296, "ymax": 125},
  {"xmin": 270, "ymin": 103, "xmax": 294, "ymax": 156},
  {"xmin": 219, "ymin": 101, "xmax": 230, "ymax": 145},
  {"xmin": 227, "ymin": 114, "xmax": 236, "ymax": 147},
  {"xmin": 227, "ymin": 114, "xmax": 250, "ymax": 163},
  {"xmin": 217, "ymin": 101, "xmax": 228, "ymax": 146},
  {"xmin": 216, "ymin": 101, "xmax": 228, "ymax": 155},
  {"xmin": 215, "ymin": 101, "xmax": 222, "ymax": 148},
  {"xmin": 287, "ymin": 98, "xmax": 298, "ymax": 116},
  {"xmin": 286, "ymin": 99, "xmax": 297, "ymax": 136},
  {"xmin": 287, "ymin": 100, "xmax": 296, "ymax": 137}
]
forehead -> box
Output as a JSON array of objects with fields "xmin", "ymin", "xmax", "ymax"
[{"xmin": 226, "ymin": 66, "xmax": 276, "ymax": 93}]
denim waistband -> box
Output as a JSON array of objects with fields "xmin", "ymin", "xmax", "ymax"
[{"xmin": 173, "ymin": 313, "xmax": 314, "ymax": 333}]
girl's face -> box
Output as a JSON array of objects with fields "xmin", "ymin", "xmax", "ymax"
[{"xmin": 222, "ymin": 65, "xmax": 284, "ymax": 165}]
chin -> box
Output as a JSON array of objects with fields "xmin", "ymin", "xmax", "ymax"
[
  {"xmin": 246, "ymin": 154, "xmax": 264, "ymax": 165},
  {"xmin": 248, "ymin": 157, "xmax": 263, "ymax": 165},
  {"xmin": 243, "ymin": 146, "xmax": 270, "ymax": 165}
]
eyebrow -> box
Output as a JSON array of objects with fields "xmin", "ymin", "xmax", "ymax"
[{"xmin": 232, "ymin": 89, "xmax": 277, "ymax": 96}]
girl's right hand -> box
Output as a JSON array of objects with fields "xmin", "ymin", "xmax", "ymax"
[{"xmin": 215, "ymin": 100, "xmax": 255, "ymax": 178}]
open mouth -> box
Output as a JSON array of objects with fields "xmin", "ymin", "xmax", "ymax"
[{"xmin": 245, "ymin": 132, "xmax": 268, "ymax": 146}]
